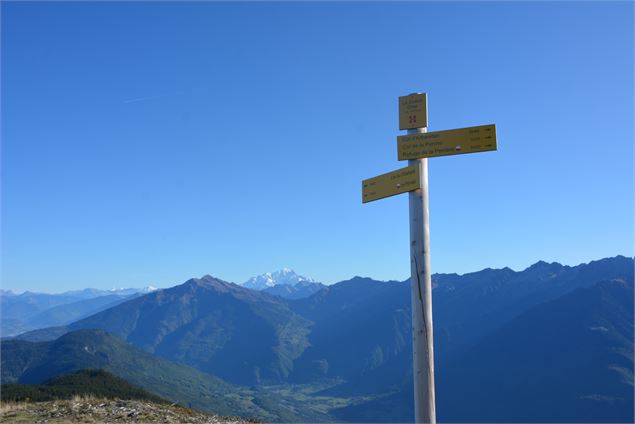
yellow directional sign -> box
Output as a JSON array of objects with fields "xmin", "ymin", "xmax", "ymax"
[
  {"xmin": 397, "ymin": 124, "xmax": 497, "ymax": 161},
  {"xmin": 362, "ymin": 165, "xmax": 421, "ymax": 204},
  {"xmin": 399, "ymin": 93, "xmax": 428, "ymax": 130}
]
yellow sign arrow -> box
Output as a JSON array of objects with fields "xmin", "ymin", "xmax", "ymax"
[
  {"xmin": 397, "ymin": 124, "xmax": 497, "ymax": 160},
  {"xmin": 362, "ymin": 165, "xmax": 421, "ymax": 204}
]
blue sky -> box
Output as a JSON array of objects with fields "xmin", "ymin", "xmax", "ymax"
[{"xmin": 2, "ymin": 2, "xmax": 633, "ymax": 292}]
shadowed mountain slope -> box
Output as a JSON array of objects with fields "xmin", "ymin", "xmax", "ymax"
[
  {"xmin": 431, "ymin": 255, "xmax": 635, "ymax": 356},
  {"xmin": 59, "ymin": 276, "xmax": 311, "ymax": 385},
  {"xmin": 262, "ymin": 280, "xmax": 326, "ymax": 299},
  {"xmin": 436, "ymin": 277, "xmax": 634, "ymax": 422},
  {"xmin": 333, "ymin": 277, "xmax": 634, "ymax": 423},
  {"xmin": 0, "ymin": 329, "xmax": 303, "ymax": 422},
  {"xmin": 289, "ymin": 277, "xmax": 411, "ymax": 388}
]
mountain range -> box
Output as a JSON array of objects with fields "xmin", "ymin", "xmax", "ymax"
[
  {"xmin": 1, "ymin": 269, "xmax": 325, "ymax": 337},
  {"xmin": 0, "ymin": 287, "xmax": 156, "ymax": 337},
  {"xmin": 60, "ymin": 276, "xmax": 311, "ymax": 385},
  {"xmin": 2, "ymin": 256, "xmax": 633, "ymax": 422},
  {"xmin": 333, "ymin": 275, "xmax": 634, "ymax": 422}
]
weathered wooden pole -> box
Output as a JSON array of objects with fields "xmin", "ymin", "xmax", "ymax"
[{"xmin": 404, "ymin": 93, "xmax": 436, "ymax": 424}]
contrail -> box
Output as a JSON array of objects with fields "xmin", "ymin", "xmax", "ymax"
[{"xmin": 123, "ymin": 91, "xmax": 184, "ymax": 104}]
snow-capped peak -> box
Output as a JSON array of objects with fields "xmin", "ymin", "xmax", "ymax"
[
  {"xmin": 105, "ymin": 286, "xmax": 158, "ymax": 296},
  {"xmin": 243, "ymin": 269, "xmax": 317, "ymax": 290},
  {"xmin": 140, "ymin": 286, "xmax": 158, "ymax": 293}
]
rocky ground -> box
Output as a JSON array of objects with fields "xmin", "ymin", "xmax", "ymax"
[{"xmin": 0, "ymin": 397, "xmax": 255, "ymax": 423}]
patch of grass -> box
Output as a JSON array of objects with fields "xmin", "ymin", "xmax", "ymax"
[
  {"xmin": 0, "ymin": 401, "xmax": 29, "ymax": 414},
  {"xmin": 1, "ymin": 369, "xmax": 165, "ymax": 404}
]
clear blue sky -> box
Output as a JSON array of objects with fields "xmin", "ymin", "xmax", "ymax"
[{"xmin": 2, "ymin": 2, "xmax": 633, "ymax": 292}]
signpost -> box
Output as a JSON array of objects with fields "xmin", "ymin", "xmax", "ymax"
[
  {"xmin": 397, "ymin": 124, "xmax": 497, "ymax": 160},
  {"xmin": 362, "ymin": 93, "xmax": 497, "ymax": 424},
  {"xmin": 399, "ymin": 93, "xmax": 428, "ymax": 130},
  {"xmin": 362, "ymin": 165, "xmax": 421, "ymax": 203}
]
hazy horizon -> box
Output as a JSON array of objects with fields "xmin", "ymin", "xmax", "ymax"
[{"xmin": 2, "ymin": 253, "xmax": 632, "ymax": 294}]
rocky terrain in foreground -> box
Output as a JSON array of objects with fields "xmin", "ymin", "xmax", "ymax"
[{"xmin": 0, "ymin": 397, "xmax": 254, "ymax": 423}]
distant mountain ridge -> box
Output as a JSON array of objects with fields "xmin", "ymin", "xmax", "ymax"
[
  {"xmin": 1, "ymin": 286, "xmax": 157, "ymax": 337},
  {"xmin": 431, "ymin": 255, "xmax": 635, "ymax": 355},
  {"xmin": 1, "ymin": 286, "xmax": 157, "ymax": 298}
]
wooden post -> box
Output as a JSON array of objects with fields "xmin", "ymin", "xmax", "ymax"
[
  {"xmin": 364, "ymin": 91, "xmax": 495, "ymax": 423},
  {"xmin": 408, "ymin": 124, "xmax": 436, "ymax": 424}
]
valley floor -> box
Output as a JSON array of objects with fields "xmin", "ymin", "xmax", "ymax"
[{"xmin": 257, "ymin": 380, "xmax": 383, "ymax": 421}]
